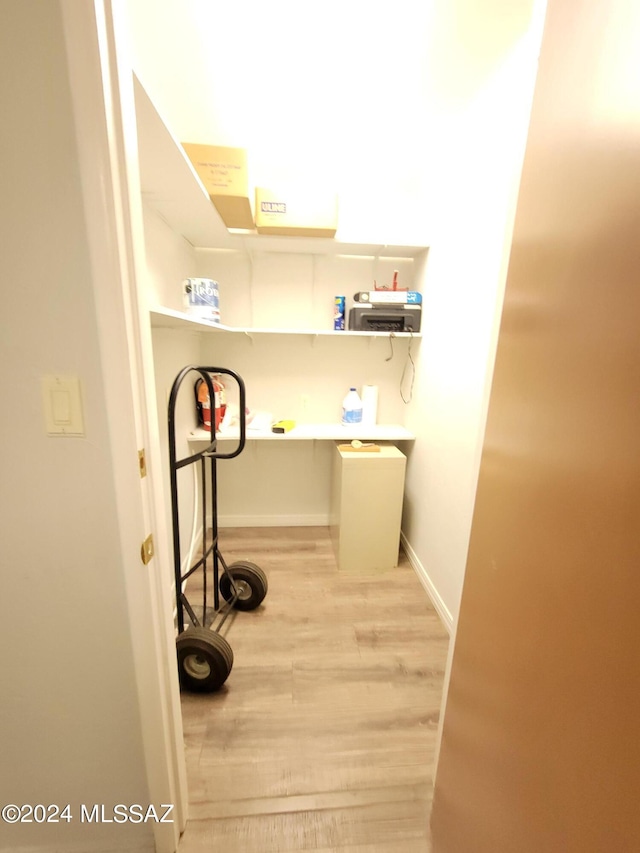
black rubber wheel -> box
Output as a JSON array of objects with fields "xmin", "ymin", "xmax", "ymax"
[
  {"xmin": 219, "ymin": 561, "xmax": 268, "ymax": 611},
  {"xmin": 176, "ymin": 627, "xmax": 233, "ymax": 692}
]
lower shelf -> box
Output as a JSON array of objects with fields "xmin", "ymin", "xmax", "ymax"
[{"xmin": 188, "ymin": 423, "xmax": 415, "ymax": 443}]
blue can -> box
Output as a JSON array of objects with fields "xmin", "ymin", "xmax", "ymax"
[{"xmin": 334, "ymin": 296, "xmax": 346, "ymax": 330}]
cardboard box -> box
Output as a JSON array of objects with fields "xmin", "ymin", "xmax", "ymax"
[
  {"xmin": 255, "ymin": 186, "xmax": 338, "ymax": 237},
  {"xmin": 181, "ymin": 143, "xmax": 254, "ymax": 230}
]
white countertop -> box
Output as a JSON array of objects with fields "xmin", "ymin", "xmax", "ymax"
[{"xmin": 187, "ymin": 423, "xmax": 415, "ymax": 442}]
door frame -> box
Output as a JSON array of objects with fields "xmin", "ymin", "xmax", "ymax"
[{"xmin": 60, "ymin": 1, "xmax": 187, "ymax": 850}]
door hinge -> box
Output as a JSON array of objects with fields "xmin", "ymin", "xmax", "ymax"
[
  {"xmin": 141, "ymin": 534, "xmax": 154, "ymax": 565},
  {"xmin": 138, "ymin": 449, "xmax": 147, "ymax": 478}
]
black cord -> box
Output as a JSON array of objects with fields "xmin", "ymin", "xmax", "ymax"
[
  {"xmin": 400, "ymin": 329, "xmax": 415, "ymax": 404},
  {"xmin": 386, "ymin": 334, "xmax": 394, "ymax": 362}
]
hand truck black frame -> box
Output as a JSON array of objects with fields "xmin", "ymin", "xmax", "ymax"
[{"xmin": 168, "ymin": 365, "xmax": 268, "ymax": 692}]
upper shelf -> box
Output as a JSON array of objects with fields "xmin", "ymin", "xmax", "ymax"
[
  {"xmin": 133, "ymin": 76, "xmax": 429, "ymax": 259},
  {"xmin": 150, "ymin": 306, "xmax": 422, "ymax": 338}
]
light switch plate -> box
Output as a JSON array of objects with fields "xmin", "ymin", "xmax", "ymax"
[{"xmin": 42, "ymin": 375, "xmax": 85, "ymax": 437}]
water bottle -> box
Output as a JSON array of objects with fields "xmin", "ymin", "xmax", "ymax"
[{"xmin": 341, "ymin": 387, "xmax": 363, "ymax": 425}]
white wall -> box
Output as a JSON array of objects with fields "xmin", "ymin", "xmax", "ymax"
[
  {"xmin": 198, "ymin": 331, "xmax": 413, "ymax": 427},
  {"xmin": 195, "ymin": 248, "xmax": 419, "ymax": 332},
  {"xmin": 198, "ymin": 330, "xmax": 415, "ymax": 526},
  {"xmin": 151, "ymin": 312, "xmax": 416, "ymax": 528},
  {"xmin": 144, "ymin": 204, "xmax": 204, "ymax": 562},
  {"xmin": 143, "ymin": 203, "xmax": 202, "ymax": 310},
  {"xmin": 0, "ymin": 3, "xmax": 153, "ymax": 850},
  {"xmin": 401, "ymin": 0, "xmax": 547, "ymax": 628}
]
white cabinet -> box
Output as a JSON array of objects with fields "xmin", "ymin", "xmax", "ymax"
[{"xmin": 330, "ymin": 444, "xmax": 407, "ymax": 572}]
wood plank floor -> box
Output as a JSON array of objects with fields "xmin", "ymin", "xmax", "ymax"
[{"xmin": 177, "ymin": 526, "xmax": 449, "ymax": 853}]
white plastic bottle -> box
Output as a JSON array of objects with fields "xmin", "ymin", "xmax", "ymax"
[{"xmin": 341, "ymin": 387, "xmax": 363, "ymax": 425}]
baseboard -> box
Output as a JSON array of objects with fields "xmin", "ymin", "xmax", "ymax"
[
  {"xmin": 400, "ymin": 532, "xmax": 454, "ymax": 634},
  {"xmin": 216, "ymin": 514, "xmax": 330, "ymax": 528},
  {"xmin": 10, "ymin": 841, "xmax": 155, "ymax": 853}
]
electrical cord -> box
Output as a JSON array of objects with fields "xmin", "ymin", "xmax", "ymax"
[
  {"xmin": 385, "ymin": 334, "xmax": 394, "ymax": 362},
  {"xmin": 400, "ymin": 329, "xmax": 415, "ymax": 403},
  {"xmin": 386, "ymin": 331, "xmax": 415, "ymax": 403}
]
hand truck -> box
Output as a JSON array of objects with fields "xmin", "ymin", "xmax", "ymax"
[{"xmin": 168, "ymin": 365, "xmax": 268, "ymax": 692}]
